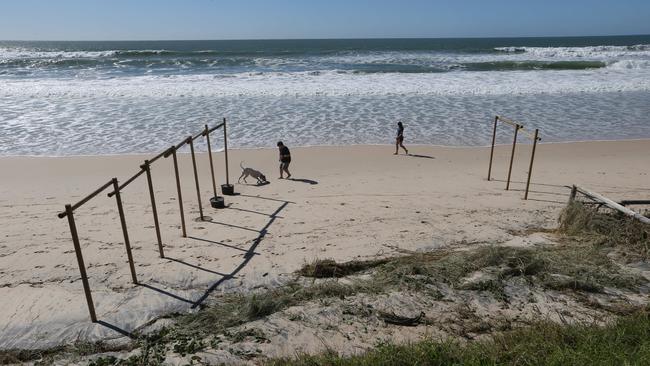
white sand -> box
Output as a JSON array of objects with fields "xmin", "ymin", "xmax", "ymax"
[{"xmin": 0, "ymin": 140, "xmax": 648, "ymax": 349}]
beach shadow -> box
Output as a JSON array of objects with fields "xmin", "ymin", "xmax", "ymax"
[
  {"xmin": 238, "ymin": 181, "xmax": 270, "ymax": 187},
  {"xmin": 137, "ymin": 283, "xmax": 194, "ymax": 305},
  {"xmin": 491, "ymin": 179, "xmax": 569, "ymax": 189},
  {"xmin": 406, "ymin": 153, "xmax": 435, "ymax": 159},
  {"xmin": 189, "ymin": 236, "xmax": 259, "ymax": 254},
  {"xmin": 97, "ymin": 320, "xmax": 133, "ymax": 338},
  {"xmin": 525, "ymin": 198, "xmax": 567, "ymax": 204},
  {"xmin": 204, "ymin": 220, "xmax": 260, "ymax": 233},
  {"xmin": 226, "ymin": 205, "xmax": 285, "ymax": 218},
  {"xmin": 288, "ymin": 178, "xmax": 318, "ymax": 185},
  {"xmin": 96, "ymin": 198, "xmax": 290, "ymax": 334},
  {"xmin": 509, "ymin": 188, "xmax": 569, "ymax": 197},
  {"xmin": 238, "ymin": 194, "xmax": 296, "ymax": 204},
  {"xmin": 165, "ymin": 256, "xmax": 234, "ymax": 277},
  {"xmin": 192, "ymin": 201, "xmax": 288, "ymax": 308}
]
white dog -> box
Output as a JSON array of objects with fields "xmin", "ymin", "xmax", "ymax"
[{"xmin": 238, "ymin": 161, "xmax": 268, "ymax": 185}]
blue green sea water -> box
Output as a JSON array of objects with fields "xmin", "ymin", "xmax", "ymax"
[{"xmin": 1, "ymin": 36, "xmax": 649, "ymax": 155}]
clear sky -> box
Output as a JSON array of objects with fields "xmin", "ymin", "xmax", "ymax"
[{"xmin": 1, "ymin": 0, "xmax": 649, "ymax": 40}]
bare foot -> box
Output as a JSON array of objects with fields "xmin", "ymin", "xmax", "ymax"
[
  {"xmin": 287, "ymin": 174, "xmax": 292, "ymax": 179},
  {"xmin": 279, "ymin": 177, "xmax": 283, "ymax": 179},
  {"xmin": 393, "ymin": 152, "xmax": 398, "ymax": 155}
]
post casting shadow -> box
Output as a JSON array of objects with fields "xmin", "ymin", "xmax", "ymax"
[
  {"xmin": 166, "ymin": 256, "xmax": 233, "ymax": 277},
  {"xmin": 98, "ymin": 199, "xmax": 290, "ymax": 334},
  {"xmin": 226, "ymin": 206, "xmax": 284, "ymax": 218},
  {"xmin": 204, "ymin": 220, "xmax": 260, "ymax": 233},
  {"xmin": 97, "ymin": 320, "xmax": 133, "ymax": 338},
  {"xmin": 189, "ymin": 236, "xmax": 259, "ymax": 255},
  {"xmin": 491, "ymin": 179, "xmax": 570, "ymax": 189},
  {"xmin": 192, "ymin": 201, "xmax": 288, "ymax": 308},
  {"xmin": 238, "ymin": 194, "xmax": 296, "ymax": 204},
  {"xmin": 288, "ymin": 178, "xmax": 318, "ymax": 185}
]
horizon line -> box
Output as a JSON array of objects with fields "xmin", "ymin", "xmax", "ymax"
[{"xmin": 2, "ymin": 33, "xmax": 649, "ymax": 43}]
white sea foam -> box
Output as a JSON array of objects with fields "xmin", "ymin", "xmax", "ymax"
[{"xmin": 2, "ymin": 65, "xmax": 649, "ymax": 99}]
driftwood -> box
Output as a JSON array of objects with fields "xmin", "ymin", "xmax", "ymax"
[
  {"xmin": 379, "ymin": 311, "xmax": 426, "ymax": 326},
  {"xmin": 570, "ymin": 185, "xmax": 650, "ymax": 225}
]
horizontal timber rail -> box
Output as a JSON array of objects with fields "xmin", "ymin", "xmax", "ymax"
[
  {"xmin": 107, "ymin": 122, "xmax": 224, "ymax": 198},
  {"xmin": 58, "ymin": 180, "xmax": 114, "ymax": 218},
  {"xmin": 570, "ymin": 185, "xmax": 650, "ymax": 224},
  {"xmin": 107, "ymin": 147, "xmax": 172, "ymax": 197},
  {"xmin": 203, "ymin": 122, "xmax": 225, "ymax": 136},
  {"xmin": 495, "ymin": 115, "xmax": 519, "ymax": 128}
]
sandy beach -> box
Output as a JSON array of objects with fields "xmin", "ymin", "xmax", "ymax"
[{"xmin": 0, "ymin": 139, "xmax": 648, "ymax": 352}]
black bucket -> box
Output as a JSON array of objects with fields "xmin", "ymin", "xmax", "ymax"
[
  {"xmin": 221, "ymin": 184, "xmax": 235, "ymax": 196},
  {"xmin": 210, "ymin": 196, "xmax": 225, "ymax": 209}
]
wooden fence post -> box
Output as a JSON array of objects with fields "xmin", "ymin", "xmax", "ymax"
[
  {"xmin": 205, "ymin": 124, "xmax": 218, "ymax": 198},
  {"xmin": 189, "ymin": 137, "xmax": 204, "ymax": 220},
  {"xmin": 524, "ymin": 129, "xmax": 539, "ymax": 200},
  {"xmin": 112, "ymin": 178, "xmax": 138, "ymax": 284},
  {"xmin": 487, "ymin": 116, "xmax": 498, "ymax": 181},
  {"xmin": 143, "ymin": 160, "xmax": 165, "ymax": 258},
  {"xmin": 171, "ymin": 147, "xmax": 187, "ymax": 237},
  {"xmin": 223, "ymin": 118, "xmax": 230, "ymax": 186},
  {"xmin": 569, "ymin": 185, "xmax": 577, "ymax": 203},
  {"xmin": 505, "ymin": 124, "xmax": 519, "ymax": 190},
  {"xmin": 65, "ymin": 204, "xmax": 97, "ymax": 322}
]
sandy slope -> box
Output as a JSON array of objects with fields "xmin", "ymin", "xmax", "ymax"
[{"xmin": 0, "ymin": 140, "xmax": 648, "ymax": 349}]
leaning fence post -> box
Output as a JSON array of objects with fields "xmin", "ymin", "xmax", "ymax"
[
  {"xmin": 170, "ymin": 146, "xmax": 187, "ymax": 237},
  {"xmin": 524, "ymin": 129, "xmax": 539, "ymax": 200},
  {"xmin": 189, "ymin": 137, "xmax": 204, "ymax": 220},
  {"xmin": 112, "ymin": 178, "xmax": 138, "ymax": 284},
  {"xmin": 205, "ymin": 124, "xmax": 218, "ymax": 198},
  {"xmin": 223, "ymin": 117, "xmax": 230, "ymax": 186},
  {"xmin": 505, "ymin": 124, "xmax": 519, "ymax": 191},
  {"xmin": 487, "ymin": 116, "xmax": 498, "ymax": 181},
  {"xmin": 65, "ymin": 204, "xmax": 97, "ymax": 322},
  {"xmin": 569, "ymin": 185, "xmax": 577, "ymax": 203},
  {"xmin": 143, "ymin": 160, "xmax": 165, "ymax": 258}
]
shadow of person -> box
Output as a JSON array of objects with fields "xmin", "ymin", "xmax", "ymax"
[
  {"xmin": 288, "ymin": 178, "xmax": 318, "ymax": 185},
  {"xmin": 406, "ymin": 154, "xmax": 435, "ymax": 159}
]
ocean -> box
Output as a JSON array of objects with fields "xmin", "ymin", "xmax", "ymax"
[{"xmin": 1, "ymin": 36, "xmax": 649, "ymax": 156}]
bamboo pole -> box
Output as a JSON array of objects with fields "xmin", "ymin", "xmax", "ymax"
[
  {"xmin": 487, "ymin": 116, "xmax": 498, "ymax": 181},
  {"xmin": 524, "ymin": 129, "xmax": 539, "ymax": 200},
  {"xmin": 205, "ymin": 124, "xmax": 218, "ymax": 198},
  {"xmin": 143, "ymin": 160, "xmax": 165, "ymax": 258},
  {"xmin": 223, "ymin": 118, "xmax": 230, "ymax": 186},
  {"xmin": 189, "ymin": 137, "xmax": 204, "ymax": 220},
  {"xmin": 59, "ymin": 180, "xmax": 114, "ymax": 217},
  {"xmin": 112, "ymin": 178, "xmax": 138, "ymax": 284},
  {"xmin": 170, "ymin": 147, "xmax": 187, "ymax": 237},
  {"xmin": 65, "ymin": 204, "xmax": 97, "ymax": 322},
  {"xmin": 505, "ymin": 124, "xmax": 519, "ymax": 190}
]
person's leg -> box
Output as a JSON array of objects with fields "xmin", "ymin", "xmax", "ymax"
[
  {"xmin": 283, "ymin": 162, "xmax": 291, "ymax": 178},
  {"xmin": 279, "ymin": 163, "xmax": 284, "ymax": 179},
  {"xmin": 400, "ymin": 141, "xmax": 408, "ymax": 154},
  {"xmin": 394, "ymin": 139, "xmax": 399, "ymax": 154}
]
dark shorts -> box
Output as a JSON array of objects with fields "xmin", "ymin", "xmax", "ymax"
[
  {"xmin": 396, "ymin": 136, "xmax": 404, "ymax": 143},
  {"xmin": 280, "ymin": 159, "xmax": 291, "ymax": 169}
]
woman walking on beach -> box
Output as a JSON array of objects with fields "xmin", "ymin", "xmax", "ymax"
[
  {"xmin": 277, "ymin": 141, "xmax": 292, "ymax": 179},
  {"xmin": 394, "ymin": 121, "xmax": 408, "ymax": 155}
]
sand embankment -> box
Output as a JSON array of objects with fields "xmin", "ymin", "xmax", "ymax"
[{"xmin": 0, "ymin": 140, "xmax": 648, "ymax": 349}]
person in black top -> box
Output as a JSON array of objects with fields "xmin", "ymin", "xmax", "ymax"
[
  {"xmin": 394, "ymin": 121, "xmax": 409, "ymax": 155},
  {"xmin": 277, "ymin": 141, "xmax": 292, "ymax": 179}
]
